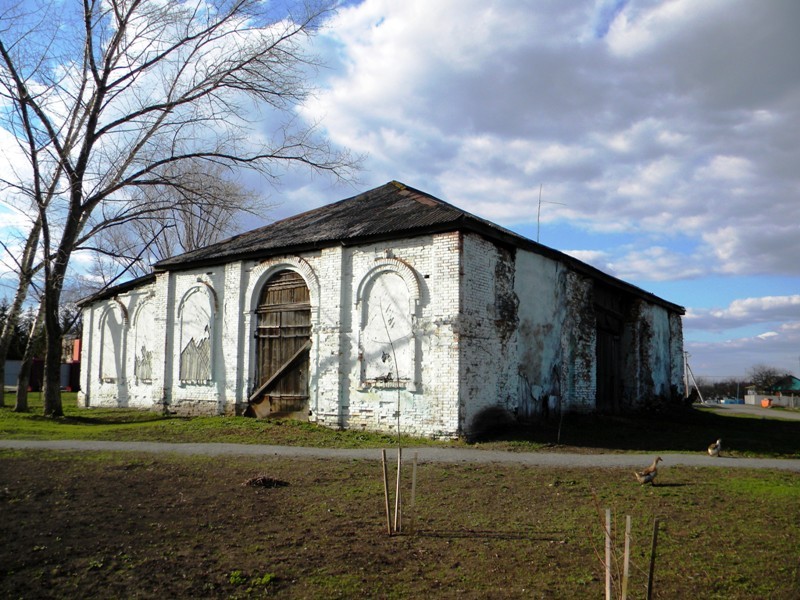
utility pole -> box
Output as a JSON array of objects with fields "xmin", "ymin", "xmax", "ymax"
[
  {"xmin": 684, "ymin": 351, "xmax": 690, "ymax": 398},
  {"xmin": 536, "ymin": 184, "xmax": 566, "ymax": 243}
]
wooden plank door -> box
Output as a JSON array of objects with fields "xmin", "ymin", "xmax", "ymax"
[{"xmin": 249, "ymin": 270, "xmax": 311, "ymax": 418}]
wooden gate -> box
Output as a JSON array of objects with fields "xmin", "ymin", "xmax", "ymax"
[
  {"xmin": 595, "ymin": 286, "xmax": 626, "ymax": 414},
  {"xmin": 595, "ymin": 322, "xmax": 621, "ymax": 414},
  {"xmin": 248, "ymin": 270, "xmax": 311, "ymax": 419}
]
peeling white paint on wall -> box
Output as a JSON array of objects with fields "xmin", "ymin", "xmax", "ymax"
[{"xmin": 80, "ymin": 229, "xmax": 685, "ymax": 438}]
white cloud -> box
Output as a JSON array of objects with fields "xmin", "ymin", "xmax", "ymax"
[
  {"xmin": 2, "ymin": 0, "xmax": 776, "ymax": 376},
  {"xmin": 685, "ymin": 295, "xmax": 800, "ymax": 331},
  {"xmin": 694, "ymin": 155, "xmax": 754, "ymax": 182},
  {"xmin": 303, "ymin": 1, "xmax": 800, "ymax": 289},
  {"xmin": 686, "ymin": 319, "xmax": 800, "ymax": 377},
  {"xmin": 604, "ymin": 0, "xmax": 725, "ymax": 58}
]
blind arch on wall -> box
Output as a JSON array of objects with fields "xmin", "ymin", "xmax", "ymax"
[
  {"xmin": 177, "ymin": 285, "xmax": 215, "ymax": 383},
  {"xmin": 132, "ymin": 298, "xmax": 156, "ymax": 383},
  {"xmin": 99, "ymin": 302, "xmax": 127, "ymax": 383},
  {"xmin": 355, "ymin": 258, "xmax": 421, "ymax": 390}
]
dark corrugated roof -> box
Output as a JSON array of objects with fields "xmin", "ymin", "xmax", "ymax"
[
  {"xmin": 154, "ymin": 181, "xmax": 472, "ymax": 269},
  {"xmin": 76, "ymin": 273, "xmax": 156, "ymax": 307},
  {"xmin": 138, "ymin": 181, "xmax": 683, "ymax": 314}
]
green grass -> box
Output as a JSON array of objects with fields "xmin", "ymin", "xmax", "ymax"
[
  {"xmin": 2, "ymin": 390, "xmax": 799, "ymax": 458},
  {"xmin": 0, "ymin": 391, "xmax": 445, "ymax": 448}
]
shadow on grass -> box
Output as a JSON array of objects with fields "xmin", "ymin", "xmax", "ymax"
[
  {"xmin": 18, "ymin": 413, "xmax": 181, "ymax": 426},
  {"xmin": 414, "ymin": 529, "xmax": 563, "ymax": 542},
  {"xmin": 648, "ymin": 483, "xmax": 691, "ymax": 488},
  {"xmin": 475, "ymin": 407, "xmax": 800, "ymax": 458}
]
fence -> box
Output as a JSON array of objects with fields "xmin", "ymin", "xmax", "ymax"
[
  {"xmin": 3, "ymin": 360, "xmax": 81, "ymax": 392},
  {"xmin": 745, "ymin": 393, "xmax": 800, "ymax": 409}
]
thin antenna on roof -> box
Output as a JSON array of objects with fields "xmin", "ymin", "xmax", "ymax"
[{"xmin": 536, "ymin": 184, "xmax": 566, "ymax": 243}]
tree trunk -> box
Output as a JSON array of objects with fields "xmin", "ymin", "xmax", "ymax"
[
  {"xmin": 14, "ymin": 302, "xmax": 44, "ymax": 413},
  {"xmin": 0, "ymin": 361, "xmax": 5, "ymax": 408},
  {"xmin": 42, "ymin": 304, "xmax": 64, "ymax": 417},
  {"xmin": 42, "ymin": 261, "xmax": 66, "ymax": 417},
  {"xmin": 0, "ymin": 216, "xmax": 42, "ymax": 408},
  {"xmin": 1, "ymin": 309, "xmax": 18, "ymax": 408},
  {"xmin": 14, "ymin": 360, "xmax": 31, "ymax": 413}
]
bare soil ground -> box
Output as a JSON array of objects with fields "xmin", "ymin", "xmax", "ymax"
[{"xmin": 1, "ymin": 450, "xmax": 799, "ymax": 599}]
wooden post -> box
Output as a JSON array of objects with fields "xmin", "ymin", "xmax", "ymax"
[
  {"xmin": 381, "ymin": 449, "xmax": 391, "ymax": 535},
  {"xmin": 647, "ymin": 518, "xmax": 660, "ymax": 600},
  {"xmin": 409, "ymin": 452, "xmax": 418, "ymax": 534},
  {"xmin": 394, "ymin": 447, "xmax": 402, "ymax": 533},
  {"xmin": 621, "ymin": 515, "xmax": 631, "ymax": 600},
  {"xmin": 605, "ymin": 508, "xmax": 612, "ymax": 600}
]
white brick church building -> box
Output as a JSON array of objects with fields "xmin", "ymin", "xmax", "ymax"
[{"xmin": 78, "ymin": 182, "xmax": 685, "ymax": 438}]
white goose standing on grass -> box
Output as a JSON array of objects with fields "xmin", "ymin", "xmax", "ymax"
[
  {"xmin": 708, "ymin": 439, "xmax": 722, "ymax": 457},
  {"xmin": 634, "ymin": 456, "xmax": 662, "ymax": 485}
]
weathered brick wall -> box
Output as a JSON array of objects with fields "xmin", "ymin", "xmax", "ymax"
[
  {"xmin": 669, "ymin": 312, "xmax": 686, "ymax": 398},
  {"xmin": 338, "ymin": 233, "xmax": 461, "ymax": 438},
  {"xmin": 79, "ymin": 228, "xmax": 684, "ymax": 435},
  {"xmin": 623, "ymin": 301, "xmax": 685, "ymax": 410},
  {"xmin": 79, "ymin": 281, "xmax": 159, "ymax": 409},
  {"xmin": 561, "ymin": 272, "xmax": 597, "ymax": 412},
  {"xmin": 513, "ymin": 252, "xmax": 568, "ymax": 421},
  {"xmin": 77, "ymin": 233, "xmax": 459, "ymax": 432},
  {"xmin": 458, "ymin": 233, "xmax": 519, "ymax": 433}
]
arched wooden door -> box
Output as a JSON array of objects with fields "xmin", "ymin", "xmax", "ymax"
[{"xmin": 248, "ymin": 270, "xmax": 311, "ymax": 419}]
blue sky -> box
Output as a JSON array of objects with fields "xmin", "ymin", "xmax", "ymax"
[{"xmin": 1, "ymin": 0, "xmax": 798, "ymax": 379}]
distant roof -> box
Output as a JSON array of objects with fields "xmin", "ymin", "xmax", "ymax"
[
  {"xmin": 771, "ymin": 375, "xmax": 800, "ymax": 392},
  {"xmin": 91, "ymin": 181, "xmax": 682, "ymax": 313}
]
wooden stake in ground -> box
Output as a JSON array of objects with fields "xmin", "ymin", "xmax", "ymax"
[
  {"xmin": 409, "ymin": 452, "xmax": 418, "ymax": 534},
  {"xmin": 381, "ymin": 449, "xmax": 392, "ymax": 535},
  {"xmin": 647, "ymin": 518, "xmax": 661, "ymax": 600},
  {"xmin": 605, "ymin": 508, "xmax": 612, "ymax": 600},
  {"xmin": 622, "ymin": 515, "xmax": 631, "ymax": 600},
  {"xmin": 394, "ymin": 447, "xmax": 402, "ymax": 533}
]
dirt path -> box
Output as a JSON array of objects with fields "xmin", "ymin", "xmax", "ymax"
[
  {"xmin": 703, "ymin": 402, "xmax": 800, "ymax": 420},
  {"xmin": 3, "ymin": 439, "xmax": 800, "ymax": 471}
]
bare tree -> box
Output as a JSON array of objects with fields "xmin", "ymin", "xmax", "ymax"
[
  {"xmin": 0, "ymin": 0, "xmax": 357, "ymax": 417},
  {"xmin": 13, "ymin": 301, "xmax": 45, "ymax": 413},
  {"xmin": 0, "ymin": 214, "xmax": 42, "ymax": 406},
  {"xmin": 88, "ymin": 160, "xmax": 265, "ymax": 281},
  {"xmin": 747, "ymin": 364, "xmax": 789, "ymax": 392}
]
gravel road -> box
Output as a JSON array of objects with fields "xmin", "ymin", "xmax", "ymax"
[{"xmin": 2, "ymin": 439, "xmax": 799, "ymax": 471}]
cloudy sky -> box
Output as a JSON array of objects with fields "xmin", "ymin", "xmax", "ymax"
[
  {"xmin": 267, "ymin": 0, "xmax": 799, "ymax": 380},
  {"xmin": 1, "ymin": 0, "xmax": 797, "ymax": 380}
]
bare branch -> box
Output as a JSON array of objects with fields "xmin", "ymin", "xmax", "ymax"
[{"xmin": 0, "ymin": 0, "xmax": 357, "ymax": 415}]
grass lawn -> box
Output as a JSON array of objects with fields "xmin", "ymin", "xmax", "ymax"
[
  {"xmin": 1, "ymin": 391, "xmax": 799, "ymax": 598},
  {"xmin": 2, "ymin": 390, "xmax": 799, "ymax": 458},
  {"xmin": 1, "ymin": 450, "xmax": 799, "ymax": 599}
]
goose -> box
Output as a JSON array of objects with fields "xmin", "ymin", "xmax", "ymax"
[
  {"xmin": 708, "ymin": 439, "xmax": 722, "ymax": 457},
  {"xmin": 633, "ymin": 456, "xmax": 662, "ymax": 485},
  {"xmin": 634, "ymin": 470, "xmax": 658, "ymax": 485}
]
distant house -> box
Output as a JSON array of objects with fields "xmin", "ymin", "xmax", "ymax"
[
  {"xmin": 745, "ymin": 375, "xmax": 800, "ymax": 408},
  {"xmin": 78, "ymin": 181, "xmax": 686, "ymax": 438},
  {"xmin": 770, "ymin": 375, "xmax": 800, "ymax": 394}
]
